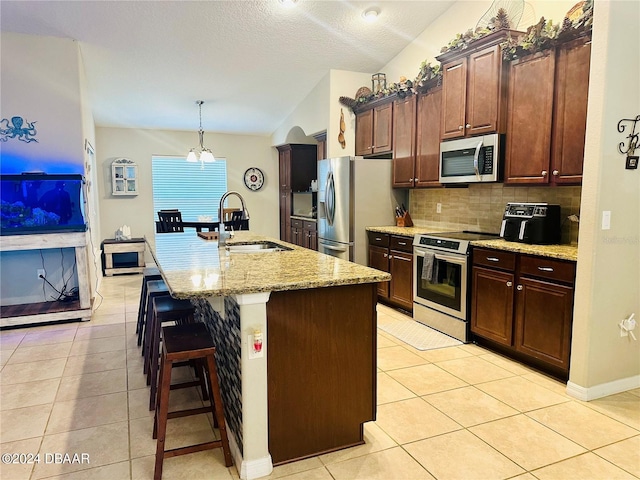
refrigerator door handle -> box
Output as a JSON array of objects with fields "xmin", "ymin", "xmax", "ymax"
[
  {"xmin": 319, "ymin": 242, "xmax": 347, "ymax": 252},
  {"xmin": 326, "ymin": 171, "xmax": 335, "ymax": 226}
]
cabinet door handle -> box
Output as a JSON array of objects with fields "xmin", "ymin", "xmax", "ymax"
[
  {"xmin": 466, "ymin": 123, "xmax": 471, "ymax": 128},
  {"xmin": 552, "ymin": 170, "xmax": 559, "ymax": 176},
  {"xmin": 486, "ymin": 257, "xmax": 500, "ymax": 262},
  {"xmin": 506, "ymin": 281, "xmax": 513, "ymax": 287},
  {"xmin": 375, "ymin": 237, "xmax": 382, "ymax": 241},
  {"xmin": 414, "ymin": 178, "xmax": 419, "ymax": 182},
  {"xmin": 538, "ymin": 266, "xmax": 554, "ymax": 272},
  {"xmin": 398, "ymin": 241, "xmax": 407, "ymax": 246},
  {"xmin": 394, "ymin": 255, "xmax": 412, "ymax": 262},
  {"xmin": 383, "ymin": 253, "xmax": 388, "ymax": 258},
  {"xmin": 517, "ymin": 285, "xmax": 523, "ymax": 291},
  {"xmin": 542, "ymin": 170, "xmax": 548, "ymax": 177},
  {"xmin": 458, "ymin": 125, "xmax": 464, "ymax": 130}
]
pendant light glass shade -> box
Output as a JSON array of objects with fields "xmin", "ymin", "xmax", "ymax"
[{"xmin": 187, "ymin": 101, "xmax": 215, "ymax": 166}]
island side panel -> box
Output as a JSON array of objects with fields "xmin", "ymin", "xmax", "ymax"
[
  {"xmin": 266, "ymin": 283, "xmax": 377, "ymax": 465},
  {"xmin": 195, "ymin": 297, "xmax": 244, "ymax": 455}
]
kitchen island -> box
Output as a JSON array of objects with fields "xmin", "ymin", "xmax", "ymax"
[{"xmin": 151, "ymin": 231, "xmax": 390, "ymax": 479}]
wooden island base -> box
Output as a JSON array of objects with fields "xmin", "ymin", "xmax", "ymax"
[{"xmin": 266, "ymin": 283, "xmax": 377, "ymax": 465}]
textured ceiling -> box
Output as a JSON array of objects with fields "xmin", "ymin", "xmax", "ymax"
[{"xmin": 1, "ymin": 0, "xmax": 455, "ymax": 135}]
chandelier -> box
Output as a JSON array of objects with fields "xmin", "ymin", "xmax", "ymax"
[{"xmin": 186, "ymin": 100, "xmax": 215, "ymax": 166}]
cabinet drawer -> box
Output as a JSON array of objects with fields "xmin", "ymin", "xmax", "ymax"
[
  {"xmin": 291, "ymin": 219, "xmax": 304, "ymax": 229},
  {"xmin": 390, "ymin": 235, "xmax": 413, "ymax": 253},
  {"xmin": 473, "ymin": 248, "xmax": 516, "ymax": 271},
  {"xmin": 368, "ymin": 231, "xmax": 390, "ymax": 247},
  {"xmin": 519, "ymin": 255, "xmax": 576, "ymax": 284},
  {"xmin": 303, "ymin": 221, "xmax": 316, "ymax": 232}
]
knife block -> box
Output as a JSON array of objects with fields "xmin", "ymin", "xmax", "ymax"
[{"xmin": 396, "ymin": 212, "xmax": 413, "ymax": 227}]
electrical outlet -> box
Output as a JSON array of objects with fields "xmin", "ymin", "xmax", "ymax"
[
  {"xmin": 436, "ymin": 203, "xmax": 442, "ymax": 214},
  {"xmin": 37, "ymin": 269, "xmax": 46, "ymax": 279}
]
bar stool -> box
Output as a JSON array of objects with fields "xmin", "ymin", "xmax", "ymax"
[
  {"xmin": 141, "ymin": 280, "xmax": 170, "ymax": 362},
  {"xmin": 138, "ymin": 274, "xmax": 166, "ymax": 347},
  {"xmin": 148, "ymin": 296, "xmax": 196, "ymax": 410},
  {"xmin": 136, "ymin": 266, "xmax": 162, "ymax": 338},
  {"xmin": 153, "ymin": 322, "xmax": 233, "ymax": 479}
]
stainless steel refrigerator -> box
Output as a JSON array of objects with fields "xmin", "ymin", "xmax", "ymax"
[{"xmin": 317, "ymin": 156, "xmax": 401, "ymax": 265}]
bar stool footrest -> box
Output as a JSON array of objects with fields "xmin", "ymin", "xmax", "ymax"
[
  {"xmin": 167, "ymin": 406, "xmax": 213, "ymax": 420},
  {"xmin": 164, "ymin": 440, "xmax": 225, "ymax": 459}
]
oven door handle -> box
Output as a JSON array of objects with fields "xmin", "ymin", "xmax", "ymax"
[{"xmin": 414, "ymin": 249, "xmax": 466, "ymax": 266}]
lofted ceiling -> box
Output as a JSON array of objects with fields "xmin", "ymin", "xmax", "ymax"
[{"xmin": 0, "ymin": 0, "xmax": 456, "ymax": 135}]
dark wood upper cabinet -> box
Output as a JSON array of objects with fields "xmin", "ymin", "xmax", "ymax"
[
  {"xmin": 415, "ymin": 87, "xmax": 443, "ymax": 187},
  {"xmin": 505, "ymin": 33, "xmax": 591, "ymax": 185},
  {"xmin": 392, "ymin": 87, "xmax": 442, "ymax": 189},
  {"xmin": 440, "ymin": 58, "xmax": 467, "ymax": 140},
  {"xmin": 355, "ymin": 99, "xmax": 393, "ymax": 157},
  {"xmin": 504, "ymin": 50, "xmax": 556, "ymax": 184},
  {"xmin": 313, "ymin": 131, "xmax": 327, "ymax": 162},
  {"xmin": 392, "ymin": 95, "xmax": 417, "ymax": 188},
  {"xmin": 277, "ymin": 144, "xmax": 317, "ymax": 243},
  {"xmin": 438, "ymin": 30, "xmax": 516, "ymax": 141},
  {"xmin": 551, "ymin": 37, "xmax": 591, "ymax": 185}
]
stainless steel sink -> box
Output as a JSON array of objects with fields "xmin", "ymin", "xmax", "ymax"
[{"xmin": 225, "ymin": 241, "xmax": 292, "ymax": 253}]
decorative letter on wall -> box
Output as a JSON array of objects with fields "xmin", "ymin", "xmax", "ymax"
[{"xmin": 617, "ymin": 115, "xmax": 639, "ymax": 170}]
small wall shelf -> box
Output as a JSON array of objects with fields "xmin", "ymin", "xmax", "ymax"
[{"xmin": 112, "ymin": 158, "xmax": 138, "ymax": 195}]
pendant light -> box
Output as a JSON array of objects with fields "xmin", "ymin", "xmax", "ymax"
[{"xmin": 187, "ymin": 100, "xmax": 215, "ymax": 166}]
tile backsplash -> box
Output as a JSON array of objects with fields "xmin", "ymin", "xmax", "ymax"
[{"xmin": 409, "ymin": 184, "xmax": 581, "ymax": 245}]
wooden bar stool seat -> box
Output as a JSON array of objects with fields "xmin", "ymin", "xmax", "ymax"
[
  {"xmin": 148, "ymin": 296, "xmax": 196, "ymax": 410},
  {"xmin": 136, "ymin": 267, "xmax": 162, "ymax": 342},
  {"xmin": 153, "ymin": 322, "xmax": 233, "ymax": 479}
]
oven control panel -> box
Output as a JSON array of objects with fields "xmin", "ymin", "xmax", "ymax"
[{"xmin": 418, "ymin": 237, "xmax": 461, "ymax": 250}]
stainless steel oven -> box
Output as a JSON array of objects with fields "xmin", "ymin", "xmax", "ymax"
[{"xmin": 413, "ymin": 232, "xmax": 498, "ymax": 342}]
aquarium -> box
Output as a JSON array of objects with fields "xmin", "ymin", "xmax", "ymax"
[{"xmin": 1, "ymin": 173, "xmax": 87, "ymax": 235}]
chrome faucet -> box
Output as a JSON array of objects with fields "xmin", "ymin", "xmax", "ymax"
[{"xmin": 218, "ymin": 191, "xmax": 250, "ymax": 245}]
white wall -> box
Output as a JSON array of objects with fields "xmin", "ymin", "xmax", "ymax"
[
  {"xmin": 381, "ymin": 1, "xmax": 575, "ymax": 81},
  {"xmin": 95, "ymin": 127, "xmax": 278, "ymax": 260},
  {"xmin": 569, "ymin": 0, "xmax": 640, "ymax": 396},
  {"xmin": 0, "ymin": 32, "xmax": 84, "ymax": 172},
  {"xmin": 1, "ymin": 32, "xmax": 88, "ymax": 305},
  {"xmin": 272, "ymin": 72, "xmax": 331, "ymax": 147}
]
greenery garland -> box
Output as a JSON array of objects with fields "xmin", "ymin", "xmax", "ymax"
[{"xmin": 340, "ymin": 1, "xmax": 593, "ymax": 110}]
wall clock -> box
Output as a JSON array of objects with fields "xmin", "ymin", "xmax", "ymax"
[{"xmin": 243, "ymin": 167, "xmax": 265, "ymax": 191}]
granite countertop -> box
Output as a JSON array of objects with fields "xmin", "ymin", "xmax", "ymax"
[
  {"xmin": 366, "ymin": 226, "xmax": 443, "ymax": 238},
  {"xmin": 150, "ymin": 231, "xmax": 390, "ymax": 299},
  {"xmin": 366, "ymin": 225, "xmax": 578, "ymax": 261},
  {"xmin": 470, "ymin": 239, "xmax": 578, "ymax": 261}
]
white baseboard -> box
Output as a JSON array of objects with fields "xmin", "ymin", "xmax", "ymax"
[
  {"xmin": 567, "ymin": 374, "xmax": 640, "ymax": 401},
  {"xmin": 228, "ymin": 430, "xmax": 273, "ymax": 480}
]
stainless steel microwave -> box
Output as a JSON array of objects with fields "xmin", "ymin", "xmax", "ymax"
[{"xmin": 439, "ymin": 134, "xmax": 503, "ymax": 184}]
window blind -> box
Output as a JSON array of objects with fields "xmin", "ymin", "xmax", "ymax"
[{"xmin": 151, "ymin": 156, "xmax": 227, "ymax": 221}]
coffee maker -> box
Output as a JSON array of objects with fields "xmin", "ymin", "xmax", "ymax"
[{"xmin": 500, "ymin": 202, "xmax": 562, "ymax": 244}]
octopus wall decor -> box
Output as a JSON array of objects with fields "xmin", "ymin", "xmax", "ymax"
[{"xmin": 0, "ymin": 116, "xmax": 38, "ymax": 143}]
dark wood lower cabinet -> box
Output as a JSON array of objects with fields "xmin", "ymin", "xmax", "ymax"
[
  {"xmin": 471, "ymin": 266, "xmax": 514, "ymax": 346},
  {"xmin": 290, "ymin": 218, "xmax": 317, "ymax": 250},
  {"xmin": 368, "ymin": 245, "xmax": 389, "ymax": 298},
  {"xmin": 389, "ymin": 250, "xmax": 413, "ymax": 310},
  {"xmin": 367, "ymin": 232, "xmax": 413, "ymax": 312},
  {"xmin": 266, "ymin": 284, "xmax": 377, "ymax": 464},
  {"xmin": 515, "ymin": 276, "xmax": 574, "ymax": 371},
  {"xmin": 471, "ymin": 247, "xmax": 575, "ymax": 378}
]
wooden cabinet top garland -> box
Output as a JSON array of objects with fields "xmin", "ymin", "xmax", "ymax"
[{"xmin": 340, "ymin": 0, "xmax": 593, "ymax": 113}]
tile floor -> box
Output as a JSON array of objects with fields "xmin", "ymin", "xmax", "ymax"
[{"xmin": 1, "ymin": 274, "xmax": 639, "ymax": 480}]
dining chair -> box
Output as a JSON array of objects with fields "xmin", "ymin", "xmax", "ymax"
[{"xmin": 157, "ymin": 210, "xmax": 184, "ymax": 233}]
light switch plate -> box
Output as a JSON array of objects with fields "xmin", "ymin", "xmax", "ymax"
[{"xmin": 602, "ymin": 211, "xmax": 611, "ymax": 230}]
